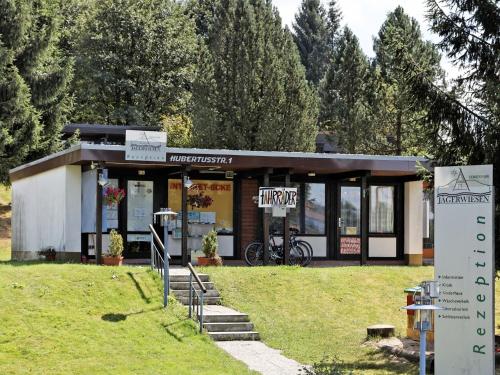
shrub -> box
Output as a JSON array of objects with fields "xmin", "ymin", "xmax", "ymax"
[
  {"xmin": 201, "ymin": 229, "xmax": 218, "ymax": 258},
  {"xmin": 107, "ymin": 230, "xmax": 124, "ymax": 258}
]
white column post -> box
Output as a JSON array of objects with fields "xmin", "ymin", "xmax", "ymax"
[{"xmin": 404, "ymin": 181, "xmax": 423, "ymax": 266}]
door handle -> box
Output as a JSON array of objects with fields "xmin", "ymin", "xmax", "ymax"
[{"xmin": 338, "ymin": 217, "xmax": 344, "ymax": 228}]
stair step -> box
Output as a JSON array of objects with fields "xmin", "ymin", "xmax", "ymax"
[
  {"xmin": 172, "ymin": 289, "xmax": 220, "ymax": 298},
  {"xmin": 203, "ymin": 322, "xmax": 254, "ymax": 332},
  {"xmin": 170, "ymin": 281, "xmax": 215, "ymax": 290},
  {"xmin": 202, "ymin": 313, "xmax": 250, "ymax": 323},
  {"xmin": 169, "ymin": 274, "xmax": 209, "ymax": 282},
  {"xmin": 208, "ymin": 331, "xmax": 260, "ymax": 341},
  {"xmin": 176, "ymin": 296, "xmax": 221, "ymax": 305}
]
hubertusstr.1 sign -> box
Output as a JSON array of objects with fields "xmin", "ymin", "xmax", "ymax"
[
  {"xmin": 125, "ymin": 130, "xmax": 167, "ymax": 162},
  {"xmin": 435, "ymin": 165, "xmax": 495, "ymax": 374}
]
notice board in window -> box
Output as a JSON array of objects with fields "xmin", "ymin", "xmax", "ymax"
[
  {"xmin": 340, "ymin": 237, "xmax": 360, "ymax": 254},
  {"xmin": 127, "ymin": 180, "xmax": 154, "ymax": 231},
  {"xmin": 168, "ymin": 179, "xmax": 233, "ymax": 233}
]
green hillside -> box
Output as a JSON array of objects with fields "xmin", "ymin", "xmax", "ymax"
[
  {"xmin": 202, "ymin": 266, "xmax": 434, "ymax": 374},
  {"xmin": 0, "ymin": 263, "xmax": 254, "ymax": 375}
]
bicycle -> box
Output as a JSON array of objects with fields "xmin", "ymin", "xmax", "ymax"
[
  {"xmin": 289, "ymin": 227, "xmax": 314, "ymax": 266},
  {"xmin": 244, "ymin": 230, "xmax": 306, "ymax": 266}
]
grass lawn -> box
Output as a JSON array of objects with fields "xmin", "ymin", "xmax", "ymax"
[
  {"xmin": 0, "ymin": 263, "xmax": 255, "ymax": 375},
  {"xmin": 201, "ymin": 266, "xmax": 435, "ymax": 374}
]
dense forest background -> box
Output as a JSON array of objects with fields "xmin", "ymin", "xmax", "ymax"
[{"xmin": 0, "ymin": 0, "xmax": 498, "ymax": 193}]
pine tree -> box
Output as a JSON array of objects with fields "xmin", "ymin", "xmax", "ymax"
[
  {"xmin": 326, "ymin": 0, "xmax": 342, "ymax": 50},
  {"xmin": 292, "ymin": 0, "xmax": 330, "ymax": 86},
  {"xmin": 192, "ymin": 0, "xmax": 318, "ymax": 152},
  {"xmin": 72, "ymin": 0, "xmax": 198, "ymax": 126},
  {"xmin": 370, "ymin": 6, "xmax": 443, "ymax": 156},
  {"xmin": 319, "ymin": 27, "xmax": 370, "ymax": 154},
  {"xmin": 423, "ymin": 1, "xmax": 499, "ymax": 267},
  {"xmin": 0, "ymin": 0, "xmax": 73, "ymax": 183}
]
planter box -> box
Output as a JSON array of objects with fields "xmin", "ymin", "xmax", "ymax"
[
  {"xmin": 197, "ymin": 256, "xmax": 222, "ymax": 266},
  {"xmin": 102, "ymin": 256, "xmax": 123, "ymax": 266}
]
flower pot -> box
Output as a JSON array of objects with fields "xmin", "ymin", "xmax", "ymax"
[
  {"xmin": 102, "ymin": 256, "xmax": 123, "ymax": 266},
  {"xmin": 197, "ymin": 256, "xmax": 222, "ymax": 266}
]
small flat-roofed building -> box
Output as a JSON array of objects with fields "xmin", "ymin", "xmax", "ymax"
[{"xmin": 10, "ymin": 124, "xmax": 425, "ymax": 266}]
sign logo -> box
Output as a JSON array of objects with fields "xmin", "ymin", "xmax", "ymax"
[
  {"xmin": 436, "ymin": 167, "xmax": 491, "ymax": 205},
  {"xmin": 125, "ymin": 130, "xmax": 167, "ymax": 162}
]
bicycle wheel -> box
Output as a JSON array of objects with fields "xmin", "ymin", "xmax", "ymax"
[
  {"xmin": 297, "ymin": 240, "xmax": 313, "ymax": 266},
  {"xmin": 244, "ymin": 241, "xmax": 264, "ymax": 266},
  {"xmin": 288, "ymin": 244, "xmax": 304, "ymax": 266}
]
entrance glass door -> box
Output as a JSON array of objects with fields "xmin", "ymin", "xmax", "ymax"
[
  {"xmin": 337, "ymin": 185, "xmax": 361, "ymax": 259},
  {"xmin": 125, "ymin": 180, "xmax": 154, "ymax": 258}
]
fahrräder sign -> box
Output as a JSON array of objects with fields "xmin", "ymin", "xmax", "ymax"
[{"xmin": 258, "ymin": 187, "xmax": 297, "ymax": 208}]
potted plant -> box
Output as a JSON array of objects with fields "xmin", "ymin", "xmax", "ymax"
[
  {"xmin": 198, "ymin": 229, "xmax": 223, "ymax": 266},
  {"xmin": 38, "ymin": 247, "xmax": 56, "ymax": 261},
  {"xmin": 103, "ymin": 229, "xmax": 124, "ymax": 266}
]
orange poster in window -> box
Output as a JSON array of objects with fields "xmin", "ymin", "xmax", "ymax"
[{"xmin": 168, "ymin": 179, "xmax": 233, "ymax": 233}]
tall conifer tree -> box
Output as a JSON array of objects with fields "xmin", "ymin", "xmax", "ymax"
[
  {"xmin": 72, "ymin": 0, "xmax": 198, "ymax": 126},
  {"xmin": 0, "ymin": 0, "xmax": 72, "ymax": 182},
  {"xmin": 292, "ymin": 0, "xmax": 341, "ymax": 86},
  {"xmin": 371, "ymin": 6, "xmax": 442, "ymax": 155},
  {"xmin": 319, "ymin": 27, "xmax": 370, "ymax": 154},
  {"xmin": 192, "ymin": 0, "xmax": 318, "ymax": 152}
]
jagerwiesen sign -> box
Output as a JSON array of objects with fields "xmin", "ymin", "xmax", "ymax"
[
  {"xmin": 434, "ymin": 165, "xmax": 495, "ymax": 375},
  {"xmin": 258, "ymin": 187, "xmax": 297, "ymax": 208},
  {"xmin": 125, "ymin": 130, "xmax": 167, "ymax": 162}
]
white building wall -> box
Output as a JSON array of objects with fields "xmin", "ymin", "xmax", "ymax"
[
  {"xmin": 404, "ymin": 180, "xmax": 423, "ymax": 265},
  {"xmin": 12, "ymin": 165, "xmax": 82, "ymax": 259}
]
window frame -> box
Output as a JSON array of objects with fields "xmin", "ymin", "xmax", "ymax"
[
  {"xmin": 368, "ymin": 183, "xmax": 397, "ymax": 236},
  {"xmin": 268, "ymin": 180, "xmax": 327, "ymax": 236}
]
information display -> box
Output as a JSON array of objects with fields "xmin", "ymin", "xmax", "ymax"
[
  {"xmin": 168, "ymin": 179, "xmax": 233, "ymax": 233},
  {"xmin": 340, "ymin": 237, "xmax": 361, "ymax": 254},
  {"xmin": 434, "ymin": 165, "xmax": 495, "ymax": 375},
  {"xmin": 127, "ymin": 180, "xmax": 154, "ymax": 231}
]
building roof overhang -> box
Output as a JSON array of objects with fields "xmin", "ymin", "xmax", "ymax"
[{"xmin": 9, "ymin": 143, "xmax": 426, "ymax": 182}]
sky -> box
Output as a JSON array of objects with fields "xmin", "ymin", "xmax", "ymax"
[{"xmin": 273, "ymin": 0, "xmax": 459, "ymax": 79}]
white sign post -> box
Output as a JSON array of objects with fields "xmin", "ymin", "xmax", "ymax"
[
  {"xmin": 125, "ymin": 130, "xmax": 167, "ymax": 162},
  {"xmin": 434, "ymin": 165, "xmax": 495, "ymax": 375}
]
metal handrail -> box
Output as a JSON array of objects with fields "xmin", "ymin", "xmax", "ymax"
[
  {"xmin": 187, "ymin": 262, "xmax": 207, "ymax": 333},
  {"xmin": 149, "ymin": 224, "xmax": 170, "ymax": 307},
  {"xmin": 187, "ymin": 262, "xmax": 207, "ymax": 293}
]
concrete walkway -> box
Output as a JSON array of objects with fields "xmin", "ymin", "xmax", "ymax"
[{"xmin": 216, "ymin": 340, "xmax": 306, "ymax": 375}]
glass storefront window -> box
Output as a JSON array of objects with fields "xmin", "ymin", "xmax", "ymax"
[
  {"xmin": 369, "ymin": 185, "xmax": 394, "ymax": 233},
  {"xmin": 168, "ymin": 179, "xmax": 233, "ymax": 234},
  {"xmin": 304, "ymin": 183, "xmax": 326, "ymax": 234},
  {"xmin": 105, "ymin": 178, "xmax": 119, "ymax": 229},
  {"xmin": 270, "ymin": 183, "xmax": 301, "ymax": 233},
  {"xmin": 340, "ymin": 186, "xmax": 361, "ymax": 235},
  {"xmin": 127, "ymin": 180, "xmax": 154, "ymax": 231},
  {"xmin": 270, "ymin": 182, "xmax": 326, "ymax": 235}
]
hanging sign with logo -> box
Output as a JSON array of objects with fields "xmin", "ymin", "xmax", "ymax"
[
  {"xmin": 434, "ymin": 165, "xmax": 495, "ymax": 375},
  {"xmin": 125, "ymin": 130, "xmax": 167, "ymax": 162}
]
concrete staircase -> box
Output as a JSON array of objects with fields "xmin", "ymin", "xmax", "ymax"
[{"xmin": 169, "ymin": 270, "xmax": 260, "ymax": 341}]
